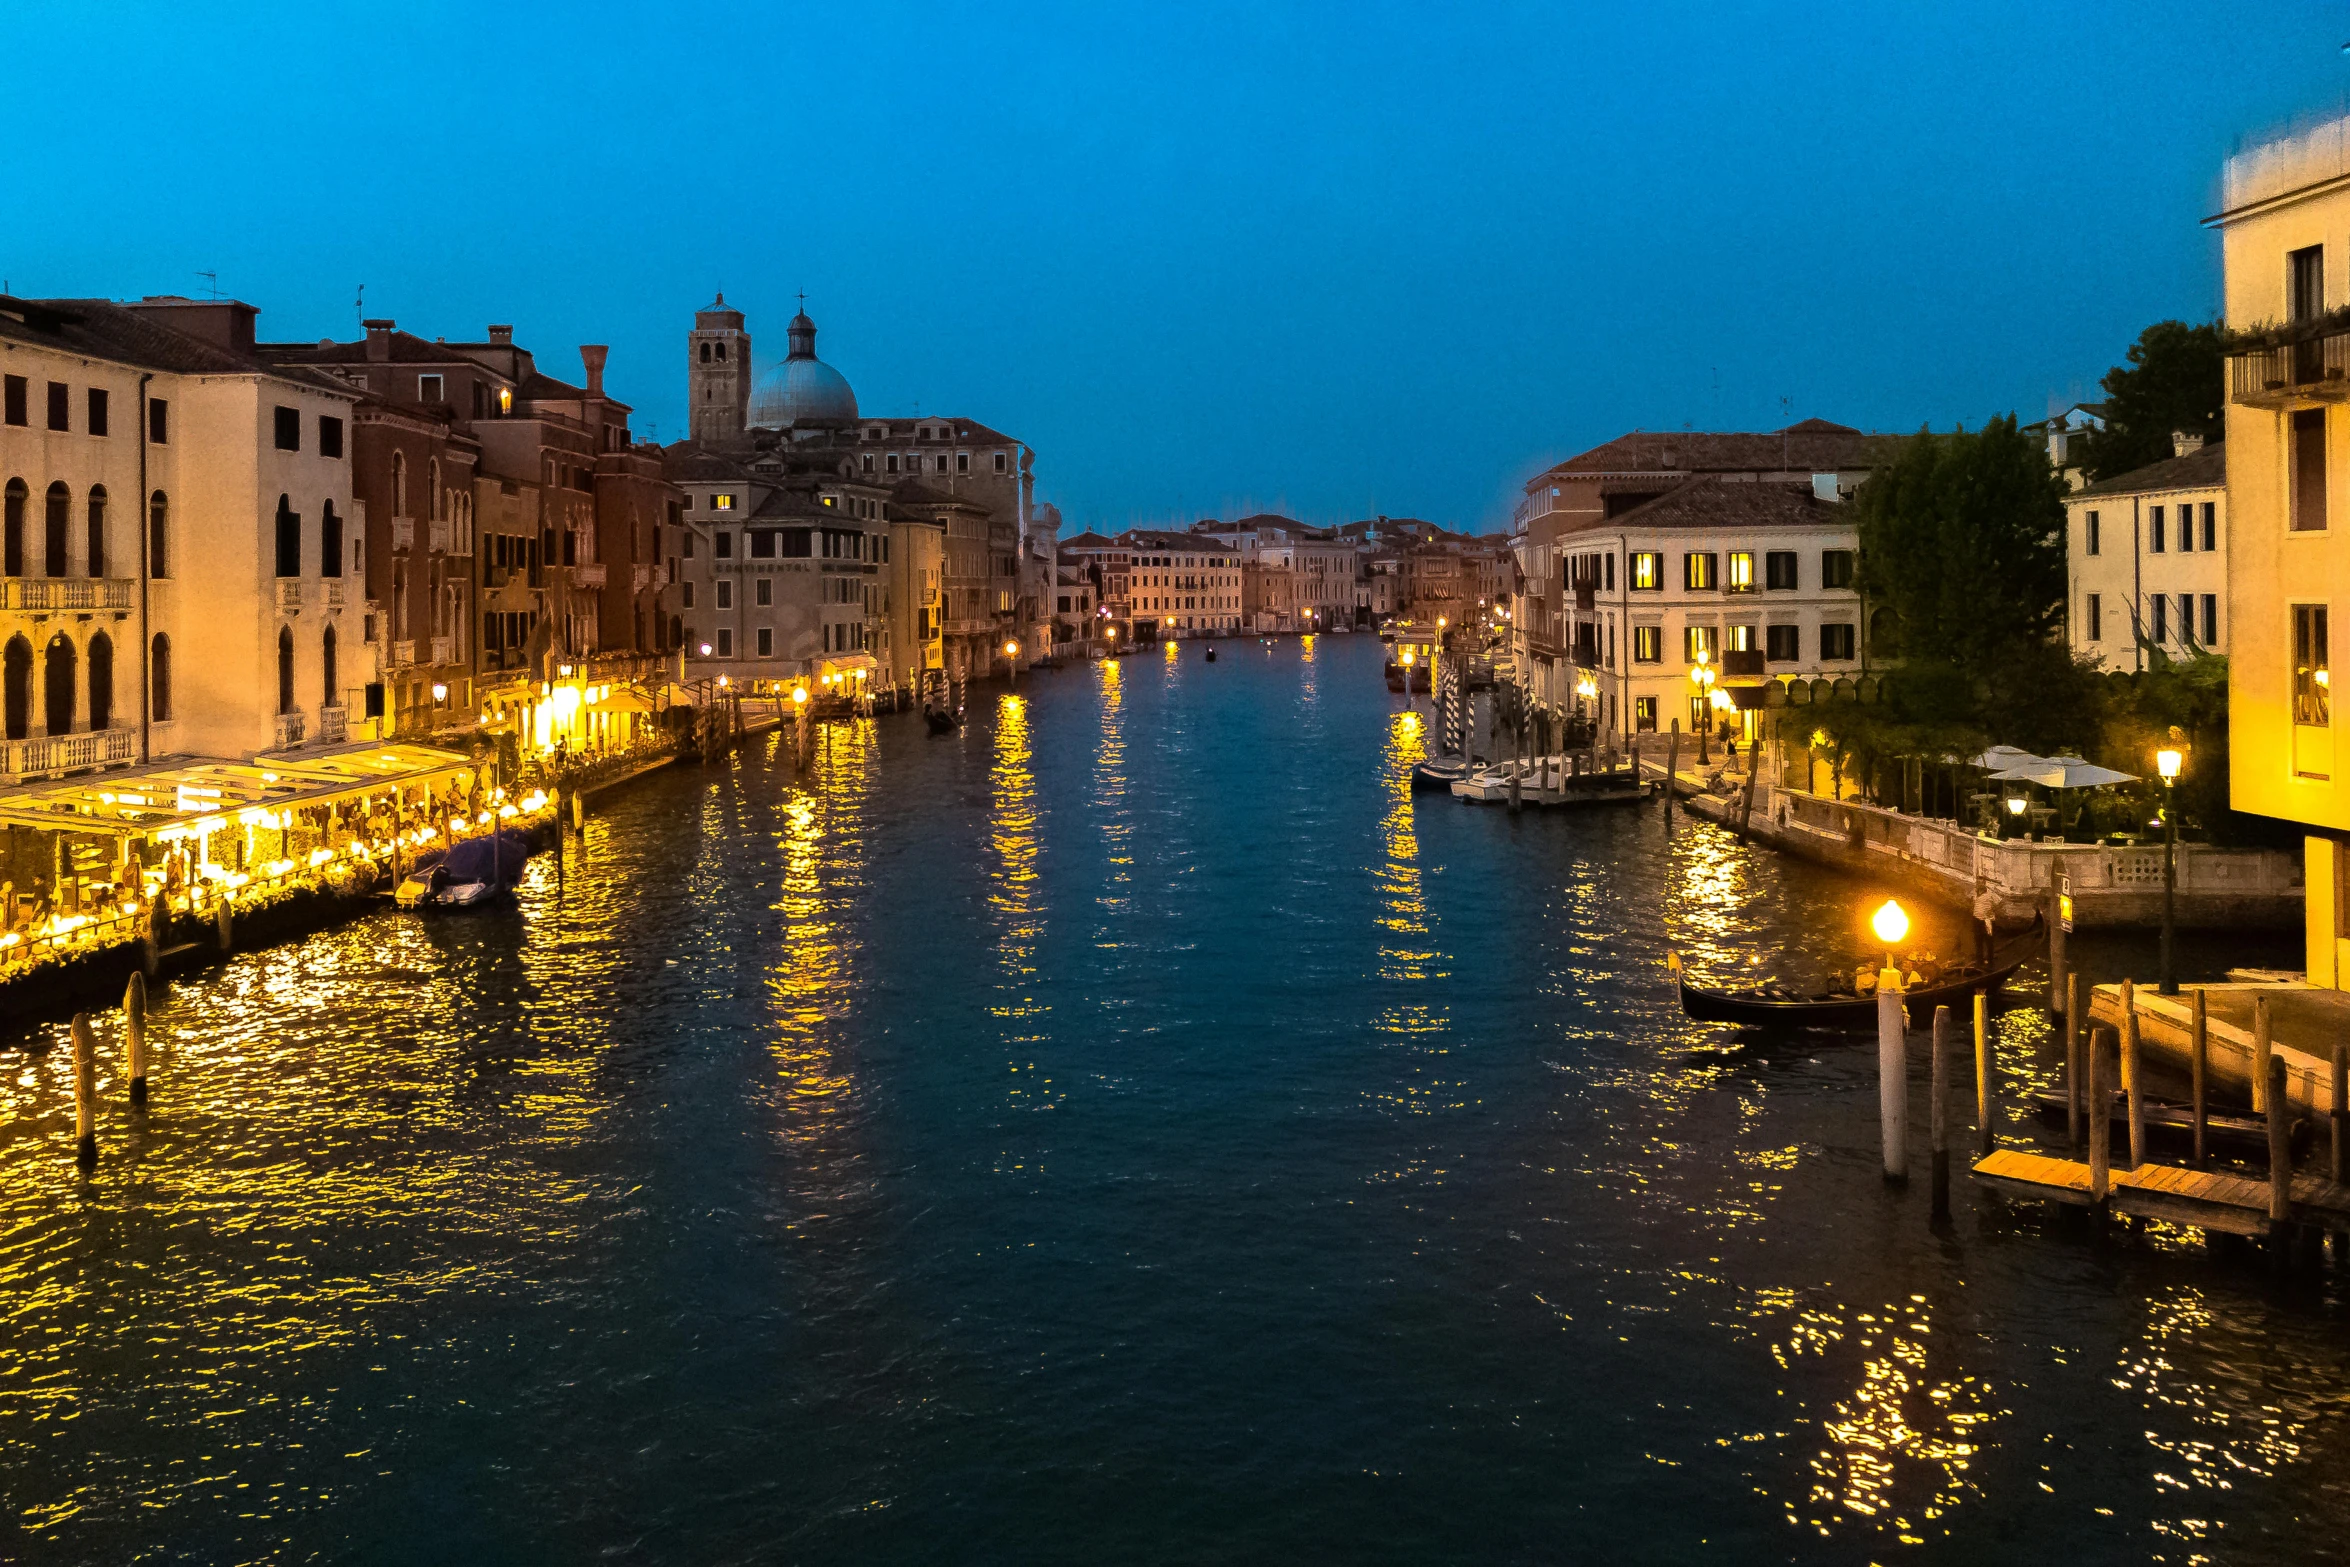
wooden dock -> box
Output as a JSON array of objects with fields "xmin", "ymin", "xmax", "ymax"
[
  {"xmin": 1972, "ymin": 1148, "xmax": 2100, "ymax": 1206},
  {"xmin": 1971, "ymin": 1150, "xmax": 2350, "ymax": 1235}
]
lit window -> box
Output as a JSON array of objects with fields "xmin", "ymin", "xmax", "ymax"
[
  {"xmin": 714, "ymin": 493, "xmax": 735, "ymax": 510},
  {"xmin": 1630, "ymin": 552, "xmax": 1661, "ymax": 591},
  {"xmin": 2295, "ymin": 604, "xmax": 2330, "ymax": 725},
  {"xmin": 1725, "ymin": 551, "xmax": 1754, "ymax": 591}
]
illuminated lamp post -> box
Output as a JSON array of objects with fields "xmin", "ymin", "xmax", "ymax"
[
  {"xmin": 1689, "ymin": 654, "xmax": 1716, "ymax": 764},
  {"xmin": 1005, "ymin": 638, "xmax": 1020, "ymax": 688},
  {"xmin": 2157, "ymin": 745, "xmax": 2183, "ymax": 995}
]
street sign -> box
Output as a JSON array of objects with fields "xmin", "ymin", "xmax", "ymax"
[{"xmin": 2057, "ymin": 868, "xmax": 2074, "ymax": 934}]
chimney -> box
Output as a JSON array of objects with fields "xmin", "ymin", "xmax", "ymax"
[
  {"xmin": 2173, "ymin": 429, "xmax": 2205, "ymax": 458},
  {"xmin": 2047, "ymin": 420, "xmax": 2068, "ymax": 468},
  {"xmin": 363, "ymin": 318, "xmax": 394, "ymax": 362},
  {"xmin": 487, "ymin": 324, "xmax": 513, "ymax": 346},
  {"xmin": 580, "ymin": 344, "xmax": 608, "ymax": 396}
]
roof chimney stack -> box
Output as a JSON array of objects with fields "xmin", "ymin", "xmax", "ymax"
[
  {"xmin": 2172, "ymin": 429, "xmax": 2206, "ymax": 458},
  {"xmin": 580, "ymin": 344, "xmax": 608, "ymax": 396},
  {"xmin": 363, "ymin": 318, "xmax": 394, "ymax": 362},
  {"xmin": 487, "ymin": 324, "xmax": 513, "ymax": 346}
]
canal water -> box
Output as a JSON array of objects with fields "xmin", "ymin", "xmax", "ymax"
[{"xmin": 3, "ymin": 634, "xmax": 2343, "ymax": 1565}]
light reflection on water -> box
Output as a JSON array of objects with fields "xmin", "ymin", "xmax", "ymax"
[{"xmin": 1, "ymin": 636, "xmax": 2345, "ymax": 1564}]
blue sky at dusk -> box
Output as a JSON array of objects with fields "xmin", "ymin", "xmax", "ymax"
[{"xmin": 7, "ymin": 2, "xmax": 2349, "ymax": 533}]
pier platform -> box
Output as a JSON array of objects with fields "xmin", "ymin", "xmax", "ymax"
[{"xmin": 2087, "ymin": 981, "xmax": 2348, "ymax": 1115}]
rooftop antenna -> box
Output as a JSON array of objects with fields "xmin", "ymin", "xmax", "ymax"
[
  {"xmin": 355, "ymin": 282, "xmax": 365, "ymax": 327},
  {"xmin": 195, "ymin": 270, "xmax": 220, "ymax": 300}
]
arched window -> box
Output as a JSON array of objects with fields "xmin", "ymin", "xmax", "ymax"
[
  {"xmin": 321, "ymin": 623, "xmax": 337, "ymax": 707},
  {"xmin": 149, "ymin": 633, "xmax": 171, "ymax": 722},
  {"xmin": 87, "ymin": 485, "xmax": 106, "ymax": 578},
  {"xmin": 45, "ymin": 481, "xmax": 70, "ymax": 577},
  {"xmin": 276, "ymin": 626, "xmax": 295, "ymax": 714},
  {"xmin": 274, "ymin": 494, "xmax": 301, "ymax": 578},
  {"xmin": 2, "ymin": 635, "xmax": 29, "ymax": 740},
  {"xmin": 87, "ymin": 632, "xmax": 113, "ymax": 731},
  {"xmin": 3, "ymin": 478, "xmax": 23, "ymax": 577},
  {"xmin": 43, "ymin": 633, "xmax": 75, "ymax": 735},
  {"xmin": 148, "ymin": 491, "xmax": 169, "ymax": 579},
  {"xmin": 321, "ymin": 501, "xmax": 344, "ymax": 578},
  {"xmin": 391, "ymin": 450, "xmax": 408, "ymax": 518}
]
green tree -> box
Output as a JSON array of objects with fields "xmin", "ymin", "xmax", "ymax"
[{"xmin": 2072, "ymin": 319, "xmax": 2225, "ymax": 481}]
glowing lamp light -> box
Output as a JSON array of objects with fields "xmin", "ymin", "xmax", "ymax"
[
  {"xmin": 792, "ymin": 686, "xmax": 808, "ymax": 705},
  {"xmin": 431, "ymin": 683, "xmax": 448, "ymax": 702},
  {"xmin": 1870, "ymin": 899, "xmax": 1910, "ymax": 949},
  {"xmin": 700, "ymin": 643, "xmax": 714, "ymax": 657},
  {"xmin": 1810, "ymin": 728, "xmax": 1829, "ymax": 750},
  {"xmin": 1004, "ymin": 639, "xmax": 1020, "ymax": 657},
  {"xmin": 2156, "ymin": 747, "xmax": 2183, "ymax": 781},
  {"xmin": 2005, "ymin": 795, "xmax": 2028, "ymax": 817}
]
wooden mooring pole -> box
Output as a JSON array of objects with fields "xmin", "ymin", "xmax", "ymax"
[
  {"xmin": 2332, "ymin": 1037, "xmax": 2347, "ymax": 1185},
  {"xmin": 1878, "ymin": 973, "xmax": 1907, "ymax": 1183},
  {"xmin": 214, "ymin": 891, "xmax": 232, "ymax": 954},
  {"xmin": 1664, "ymin": 721, "xmax": 1679, "ymax": 846},
  {"xmin": 2268, "ymin": 1055, "xmax": 2293, "ymax": 1227},
  {"xmin": 2046, "ymin": 859, "xmax": 2067, "ymax": 1020},
  {"xmin": 1930, "ymin": 1005, "xmax": 1952, "ymax": 1221},
  {"xmin": 2191, "ymin": 989, "xmax": 2209, "ymax": 1171},
  {"xmin": 2065, "ymin": 968, "xmax": 2084, "ymax": 1150},
  {"xmin": 1973, "ymin": 987, "xmax": 1994, "ymax": 1160},
  {"xmin": 2253, "ymin": 993, "xmax": 2273, "ymax": 1115},
  {"xmin": 2124, "ymin": 996, "xmax": 2146, "ymax": 1170},
  {"xmin": 124, "ymin": 971, "xmax": 148, "ymax": 1109},
  {"xmin": 2087, "ymin": 1026, "xmax": 2112, "ymax": 1203},
  {"xmin": 71, "ymin": 1012, "xmax": 97, "ymax": 1167}
]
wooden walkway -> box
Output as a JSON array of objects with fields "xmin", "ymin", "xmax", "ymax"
[{"xmin": 1972, "ymin": 1149, "xmax": 2350, "ymax": 1236}]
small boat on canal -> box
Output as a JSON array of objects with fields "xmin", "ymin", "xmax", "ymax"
[
  {"xmin": 1448, "ymin": 760, "xmax": 1650, "ymax": 808},
  {"xmin": 2024, "ymin": 1090, "xmax": 2296, "ymax": 1161},
  {"xmin": 1205, "ymin": 647, "xmax": 1217, "ymax": 662},
  {"xmin": 394, "ymin": 828, "xmax": 536, "ymax": 911},
  {"xmin": 924, "ymin": 705, "xmax": 963, "ymax": 735},
  {"xmin": 1670, "ymin": 917, "xmax": 2042, "ymax": 1029},
  {"xmin": 1411, "ymin": 758, "xmax": 1471, "ymax": 792}
]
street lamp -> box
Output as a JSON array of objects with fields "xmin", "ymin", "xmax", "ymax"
[
  {"xmin": 2157, "ymin": 744, "xmax": 2184, "ymax": 994},
  {"xmin": 1871, "ymin": 898, "xmax": 1910, "ymax": 971},
  {"xmin": 1689, "ymin": 654, "xmax": 1716, "ymax": 764}
]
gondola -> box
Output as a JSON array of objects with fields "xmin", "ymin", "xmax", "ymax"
[
  {"xmin": 1671, "ymin": 916, "xmax": 2043, "ymax": 1029},
  {"xmin": 2024, "ymin": 1090, "xmax": 2295, "ymax": 1161},
  {"xmin": 924, "ymin": 705, "xmax": 963, "ymax": 735}
]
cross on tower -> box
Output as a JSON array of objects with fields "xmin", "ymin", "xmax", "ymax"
[{"xmin": 797, "ymin": 290, "xmax": 807, "ymax": 312}]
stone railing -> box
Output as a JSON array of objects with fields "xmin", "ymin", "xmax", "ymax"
[
  {"xmin": 4, "ymin": 578, "xmax": 136, "ymax": 611},
  {"xmin": 323, "ymin": 579, "xmax": 347, "ymax": 609},
  {"xmin": 275, "ymin": 580, "xmax": 305, "ymax": 611},
  {"xmin": 391, "ymin": 638, "xmax": 416, "ymax": 667},
  {"xmin": 573, "ymin": 562, "xmax": 608, "ymax": 589},
  {"xmin": 429, "ymin": 519, "xmax": 452, "ymax": 554},
  {"xmin": 1761, "ymin": 785, "xmax": 2301, "ymax": 928},
  {"xmin": 273, "ymin": 711, "xmax": 307, "ymax": 750},
  {"xmin": 390, "ymin": 516, "xmax": 415, "ymax": 552},
  {"xmin": 317, "ymin": 704, "xmax": 347, "ymax": 743},
  {"xmin": 3, "ymin": 726, "xmax": 135, "ymax": 781},
  {"xmin": 429, "ymin": 635, "xmax": 453, "ymax": 665}
]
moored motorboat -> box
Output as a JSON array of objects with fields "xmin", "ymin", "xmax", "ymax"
[
  {"xmin": 394, "ymin": 828, "xmax": 535, "ymax": 911},
  {"xmin": 1412, "ymin": 759, "xmax": 1470, "ymax": 792},
  {"xmin": 1670, "ymin": 918, "xmax": 2043, "ymax": 1028}
]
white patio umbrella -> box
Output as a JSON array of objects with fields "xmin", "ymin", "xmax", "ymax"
[
  {"xmin": 1967, "ymin": 745, "xmax": 2049, "ymax": 771},
  {"xmin": 1989, "ymin": 756, "xmax": 2137, "ymax": 789}
]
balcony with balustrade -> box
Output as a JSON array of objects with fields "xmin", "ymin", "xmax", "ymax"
[
  {"xmin": 390, "ymin": 516, "xmax": 416, "ymax": 552},
  {"xmin": 391, "ymin": 638, "xmax": 417, "ymax": 666},
  {"xmin": 275, "ymin": 580, "xmax": 306, "ymax": 612},
  {"xmin": 273, "ymin": 711, "xmax": 307, "ymax": 750},
  {"xmin": 317, "ymin": 705, "xmax": 347, "ymax": 743},
  {"xmin": 429, "ymin": 635, "xmax": 453, "ymax": 665},
  {"xmin": 3, "ymin": 578, "xmax": 136, "ymax": 612},
  {"xmin": 429, "ymin": 519, "xmax": 452, "ymax": 554},
  {"xmin": 573, "ymin": 563, "xmax": 608, "ymax": 589},
  {"xmin": 2228, "ymin": 319, "xmax": 2350, "ymax": 409},
  {"xmin": 4, "ymin": 726, "xmax": 137, "ymax": 782}
]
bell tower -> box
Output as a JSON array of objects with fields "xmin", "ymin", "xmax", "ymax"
[{"xmin": 688, "ymin": 293, "xmax": 750, "ymax": 445}]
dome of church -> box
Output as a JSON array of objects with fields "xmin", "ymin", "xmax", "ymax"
[{"xmin": 748, "ymin": 310, "xmax": 857, "ymax": 428}]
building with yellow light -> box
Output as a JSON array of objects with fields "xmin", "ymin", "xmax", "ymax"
[{"xmin": 2214, "ymin": 114, "xmax": 2350, "ymax": 984}]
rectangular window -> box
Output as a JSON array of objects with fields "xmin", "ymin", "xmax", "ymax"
[
  {"xmin": 2149, "ymin": 505, "xmax": 2165, "ymax": 553},
  {"xmin": 1683, "ymin": 623, "xmax": 1717, "ymax": 664},
  {"xmin": 957, "ymin": 452, "xmax": 970, "ymax": 473},
  {"xmin": 682, "ymin": 531, "xmax": 696, "ymax": 558},
  {"xmin": 2086, "ymin": 593, "xmax": 2102, "ymax": 641},
  {"xmin": 1820, "ymin": 622, "xmax": 1856, "ymax": 660},
  {"xmin": 1633, "ymin": 695, "xmax": 1658, "ymax": 732},
  {"xmin": 2085, "ymin": 511, "xmax": 2100, "ymax": 555},
  {"xmin": 1684, "ymin": 552, "xmax": 1717, "ymax": 591},
  {"xmin": 1765, "ymin": 551, "xmax": 1798, "ymax": 590},
  {"xmin": 148, "ymin": 398, "xmax": 168, "ymax": 444},
  {"xmin": 1821, "ymin": 550, "xmax": 1855, "ymax": 589},
  {"xmin": 1689, "ymin": 695, "xmax": 1710, "ymax": 732},
  {"xmin": 2294, "ymin": 409, "xmax": 2328, "ymax": 531},
  {"xmin": 2295, "ymin": 604, "xmax": 2330, "ymax": 725},
  {"xmin": 275, "ymin": 505, "xmax": 302, "ymax": 577},
  {"xmin": 1725, "ymin": 551, "xmax": 1755, "ymax": 591},
  {"xmin": 750, "ymin": 529, "xmax": 776, "ymax": 559},
  {"xmin": 47, "ymin": 381, "xmax": 68, "ymax": 431},
  {"xmin": 755, "ymin": 577, "xmax": 772, "ymax": 606},
  {"xmin": 714, "ymin": 493, "xmax": 735, "ymax": 510},
  {"xmin": 682, "ymin": 582, "xmax": 695, "ymax": 608},
  {"xmin": 2180, "ymin": 593, "xmax": 2197, "ymax": 645},
  {"xmin": 1632, "ymin": 624, "xmax": 1662, "ymax": 663},
  {"xmin": 319, "ymin": 415, "xmax": 344, "ymax": 458},
  {"xmin": 756, "ymin": 626, "xmax": 773, "ymax": 656},
  {"xmin": 2151, "ymin": 594, "xmax": 2168, "ymax": 643},
  {"xmin": 1765, "ymin": 623, "xmax": 1800, "ymax": 662},
  {"xmin": 273, "ymin": 406, "xmax": 300, "ymax": 450},
  {"xmin": 87, "ymin": 388, "xmax": 109, "ymax": 436},
  {"xmin": 994, "ymin": 452, "xmax": 1008, "ymax": 472},
  {"xmin": 2202, "ymin": 502, "xmax": 2217, "ymax": 551},
  {"xmin": 714, "ymin": 530, "xmax": 733, "ymax": 558},
  {"xmin": 887, "ymin": 454, "xmax": 901, "ymax": 474},
  {"xmin": 2201, "ymin": 593, "xmax": 2218, "ymax": 645},
  {"xmin": 682, "ymin": 493, "xmax": 695, "ymax": 510},
  {"xmin": 2291, "ymin": 244, "xmax": 2326, "ymax": 321},
  {"xmin": 1630, "ymin": 552, "xmax": 1661, "ymax": 591},
  {"xmin": 419, "ymin": 374, "xmax": 443, "ymax": 402},
  {"xmin": 716, "ymin": 580, "xmax": 733, "ymax": 609},
  {"xmin": 717, "ymin": 627, "xmax": 734, "ymax": 657},
  {"xmin": 2, "ymin": 374, "xmax": 24, "ymax": 425},
  {"xmin": 1603, "ymin": 552, "xmax": 1614, "ymax": 591},
  {"xmin": 1725, "ymin": 623, "xmax": 1753, "ymax": 652}
]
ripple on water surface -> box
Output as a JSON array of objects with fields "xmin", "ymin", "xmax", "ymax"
[{"xmin": 2, "ymin": 635, "xmax": 2346, "ymax": 1565}]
